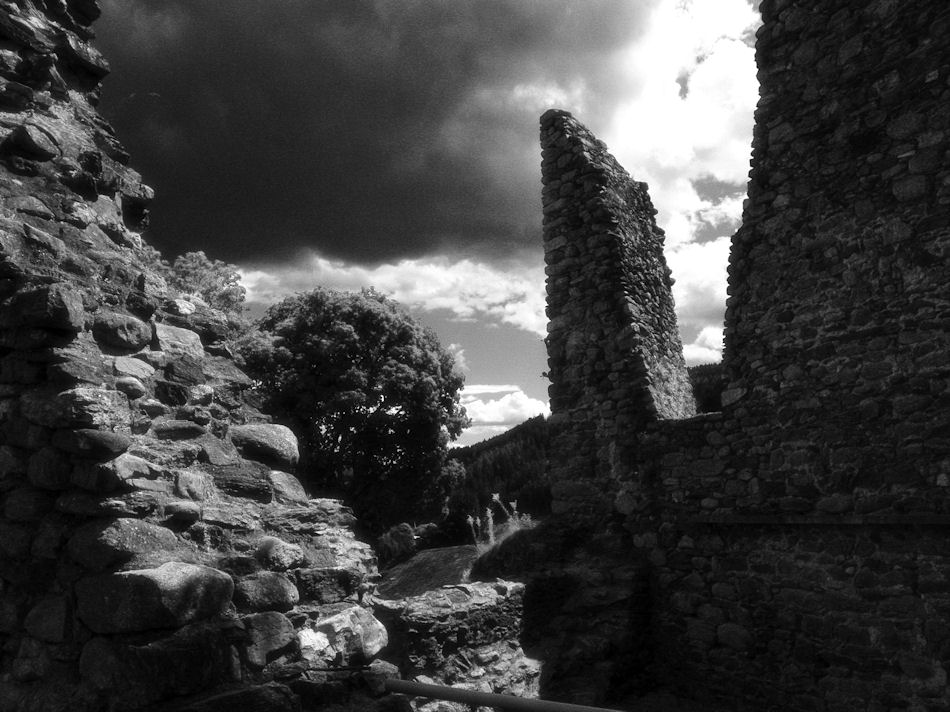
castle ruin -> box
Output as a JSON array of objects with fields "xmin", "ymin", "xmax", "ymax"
[{"xmin": 535, "ymin": 0, "xmax": 950, "ymax": 708}]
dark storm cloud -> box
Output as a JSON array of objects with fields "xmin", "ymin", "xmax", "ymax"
[{"xmin": 95, "ymin": 0, "xmax": 655, "ymax": 264}]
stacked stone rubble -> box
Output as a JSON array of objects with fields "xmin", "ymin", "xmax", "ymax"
[
  {"xmin": 0, "ymin": 3, "xmax": 391, "ymax": 711},
  {"xmin": 373, "ymin": 580, "xmax": 541, "ymax": 709}
]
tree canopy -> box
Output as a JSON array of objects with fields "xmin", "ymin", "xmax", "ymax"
[{"xmin": 238, "ymin": 288, "xmax": 468, "ymax": 530}]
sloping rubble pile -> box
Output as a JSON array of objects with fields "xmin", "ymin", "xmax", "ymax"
[
  {"xmin": 374, "ymin": 581, "xmax": 540, "ymax": 711},
  {"xmin": 0, "ymin": 3, "xmax": 395, "ymax": 710}
]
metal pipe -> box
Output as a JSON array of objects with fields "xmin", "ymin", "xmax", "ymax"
[{"xmin": 383, "ymin": 679, "xmax": 625, "ymax": 712}]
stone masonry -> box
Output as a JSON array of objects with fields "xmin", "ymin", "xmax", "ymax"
[
  {"xmin": 0, "ymin": 3, "xmax": 396, "ymax": 711},
  {"xmin": 541, "ymin": 109, "xmax": 694, "ymax": 521},
  {"xmin": 527, "ymin": 0, "xmax": 950, "ymax": 709}
]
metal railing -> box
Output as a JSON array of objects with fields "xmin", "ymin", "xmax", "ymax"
[{"xmin": 384, "ymin": 679, "xmax": 625, "ymax": 712}]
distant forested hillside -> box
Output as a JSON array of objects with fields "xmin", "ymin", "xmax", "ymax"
[{"xmin": 447, "ymin": 415, "xmax": 551, "ymax": 517}]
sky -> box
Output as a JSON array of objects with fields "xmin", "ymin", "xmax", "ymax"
[{"xmin": 95, "ymin": 0, "xmax": 761, "ymax": 447}]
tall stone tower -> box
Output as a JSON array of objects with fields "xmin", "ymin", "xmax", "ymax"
[
  {"xmin": 722, "ymin": 0, "xmax": 950, "ymax": 498},
  {"xmin": 540, "ymin": 110, "xmax": 694, "ymax": 518}
]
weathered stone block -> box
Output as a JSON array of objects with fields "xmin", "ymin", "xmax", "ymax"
[
  {"xmin": 233, "ymin": 571, "xmax": 299, "ymax": 613},
  {"xmin": 75, "ymin": 562, "xmax": 233, "ymax": 633},
  {"xmin": 78, "ymin": 622, "xmax": 238, "ymax": 708},
  {"xmin": 51, "ymin": 428, "xmax": 130, "ymax": 460},
  {"xmin": 27, "ymin": 446, "xmax": 71, "ymax": 489},
  {"xmin": 267, "ymin": 470, "xmax": 309, "ymax": 504},
  {"xmin": 151, "ymin": 418, "xmax": 207, "ymax": 440},
  {"xmin": 254, "ymin": 536, "xmax": 305, "ymax": 572},
  {"xmin": 294, "ymin": 567, "xmax": 361, "ymax": 604},
  {"xmin": 113, "ymin": 355, "xmax": 155, "ymax": 381},
  {"xmin": 230, "ymin": 423, "xmax": 299, "ymax": 471},
  {"xmin": 92, "ymin": 311, "xmax": 152, "ymax": 351},
  {"xmin": 154, "ymin": 323, "xmax": 205, "ymax": 361},
  {"xmin": 3, "ymin": 486, "xmax": 53, "ymax": 521},
  {"xmin": 23, "ymin": 595, "xmax": 69, "ymax": 643},
  {"xmin": 298, "ymin": 605, "xmax": 387, "ymax": 666},
  {"xmin": 716, "ymin": 622, "xmax": 752, "ymax": 651},
  {"xmin": 242, "ymin": 611, "xmax": 296, "ymax": 668},
  {"xmin": 0, "ymin": 283, "xmax": 83, "ymax": 331},
  {"xmin": 20, "ymin": 387, "xmax": 130, "ymax": 429},
  {"xmin": 67, "ymin": 517, "xmax": 179, "ymax": 570}
]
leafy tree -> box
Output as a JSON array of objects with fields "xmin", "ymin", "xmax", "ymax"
[
  {"xmin": 238, "ymin": 288, "xmax": 468, "ymax": 530},
  {"xmin": 164, "ymin": 250, "xmax": 246, "ymax": 313}
]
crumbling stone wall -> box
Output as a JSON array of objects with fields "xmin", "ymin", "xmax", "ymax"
[
  {"xmin": 629, "ymin": 0, "xmax": 950, "ymax": 708},
  {"xmin": 538, "ymin": 0, "xmax": 950, "ymax": 708},
  {"xmin": 541, "ymin": 109, "xmax": 694, "ymax": 519},
  {"xmin": 721, "ymin": 0, "xmax": 950, "ymax": 504},
  {"xmin": 0, "ymin": 4, "xmax": 393, "ymax": 711}
]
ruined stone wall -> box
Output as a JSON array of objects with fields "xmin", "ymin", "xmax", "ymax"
[
  {"xmin": 625, "ymin": 0, "xmax": 950, "ymax": 708},
  {"xmin": 638, "ymin": 415, "xmax": 950, "ymax": 709},
  {"xmin": 0, "ymin": 4, "xmax": 394, "ymax": 710},
  {"xmin": 721, "ymin": 0, "xmax": 950, "ymax": 503},
  {"xmin": 537, "ymin": 0, "xmax": 950, "ymax": 708},
  {"xmin": 540, "ymin": 109, "xmax": 694, "ymax": 519}
]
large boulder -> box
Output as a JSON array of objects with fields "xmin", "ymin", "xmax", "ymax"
[
  {"xmin": 75, "ymin": 562, "xmax": 234, "ymax": 633},
  {"xmin": 229, "ymin": 424, "xmax": 299, "ymax": 471}
]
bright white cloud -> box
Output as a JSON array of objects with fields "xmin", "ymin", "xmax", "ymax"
[
  {"xmin": 683, "ymin": 325, "xmax": 725, "ymax": 365},
  {"xmin": 666, "ymin": 236, "xmax": 731, "ymax": 363},
  {"xmin": 450, "ymin": 385, "xmax": 550, "ymax": 448},
  {"xmin": 447, "ymin": 343, "xmax": 469, "ymax": 374},
  {"xmin": 605, "ymin": 0, "xmax": 758, "ymax": 231},
  {"xmin": 461, "ymin": 385, "xmax": 524, "ymax": 396},
  {"xmin": 240, "ymin": 251, "xmax": 547, "ymax": 336},
  {"xmin": 461, "ymin": 387, "xmax": 549, "ymax": 426},
  {"xmin": 601, "ymin": 0, "xmax": 759, "ymax": 359}
]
